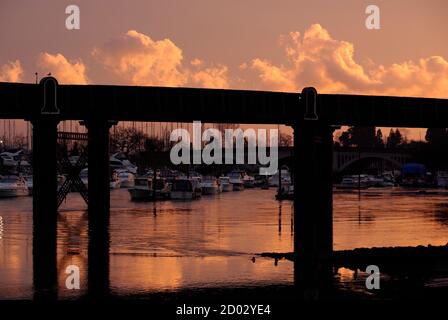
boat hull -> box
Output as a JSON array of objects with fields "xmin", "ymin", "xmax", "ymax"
[
  {"xmin": 232, "ymin": 183, "xmax": 244, "ymax": 191},
  {"xmin": 201, "ymin": 186, "xmax": 219, "ymax": 195},
  {"xmin": 128, "ymin": 188, "xmax": 169, "ymax": 201},
  {"xmin": 0, "ymin": 188, "xmax": 29, "ymax": 198},
  {"xmin": 120, "ymin": 180, "xmax": 135, "ymax": 188},
  {"xmin": 221, "ymin": 184, "xmax": 233, "ymax": 192},
  {"xmin": 243, "ymin": 181, "xmax": 255, "ymax": 188},
  {"xmin": 170, "ymin": 191, "xmax": 198, "ymax": 200}
]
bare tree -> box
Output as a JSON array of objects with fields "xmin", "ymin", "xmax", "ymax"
[{"xmin": 110, "ymin": 127, "xmax": 146, "ymax": 155}]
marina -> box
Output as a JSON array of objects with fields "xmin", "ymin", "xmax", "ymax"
[{"xmin": 2, "ymin": 186, "xmax": 448, "ymax": 299}]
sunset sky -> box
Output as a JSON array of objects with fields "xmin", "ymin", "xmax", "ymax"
[{"xmin": 1, "ymin": 0, "xmax": 448, "ymax": 140}]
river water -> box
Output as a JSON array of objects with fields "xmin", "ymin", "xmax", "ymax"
[{"xmin": 1, "ymin": 187, "xmax": 448, "ymax": 299}]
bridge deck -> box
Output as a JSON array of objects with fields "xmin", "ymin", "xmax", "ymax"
[{"xmin": 1, "ymin": 82, "xmax": 448, "ymax": 127}]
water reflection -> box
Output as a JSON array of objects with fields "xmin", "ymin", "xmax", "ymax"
[
  {"xmin": 0, "ymin": 197, "xmax": 33, "ymax": 299},
  {"xmin": 0, "ymin": 215, "xmax": 3, "ymax": 239},
  {"xmin": 1, "ymin": 188, "xmax": 448, "ymax": 298},
  {"xmin": 57, "ymin": 211, "xmax": 88, "ymax": 298},
  {"xmin": 433, "ymin": 203, "xmax": 448, "ymax": 226}
]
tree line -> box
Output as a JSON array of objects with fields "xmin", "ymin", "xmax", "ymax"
[
  {"xmin": 336, "ymin": 126, "xmax": 407, "ymax": 149},
  {"xmin": 336, "ymin": 126, "xmax": 448, "ymax": 170}
]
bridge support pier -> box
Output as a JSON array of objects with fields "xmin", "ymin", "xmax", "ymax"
[
  {"xmin": 85, "ymin": 119, "xmax": 116, "ymax": 298},
  {"xmin": 32, "ymin": 118, "xmax": 59, "ymax": 300},
  {"xmin": 293, "ymin": 121, "xmax": 334, "ymax": 299}
]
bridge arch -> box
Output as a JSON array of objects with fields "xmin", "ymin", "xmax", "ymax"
[{"xmin": 335, "ymin": 152, "xmax": 410, "ymax": 173}]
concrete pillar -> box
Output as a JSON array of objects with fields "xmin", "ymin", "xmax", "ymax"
[
  {"xmin": 293, "ymin": 87, "xmax": 334, "ymax": 299},
  {"xmin": 293, "ymin": 121, "xmax": 334, "ymax": 259},
  {"xmin": 86, "ymin": 119, "xmax": 113, "ymax": 298},
  {"xmin": 32, "ymin": 118, "xmax": 59, "ymax": 300}
]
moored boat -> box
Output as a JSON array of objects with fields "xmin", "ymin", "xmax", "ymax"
[
  {"xmin": 0, "ymin": 175, "xmax": 29, "ymax": 198},
  {"xmin": 227, "ymin": 171, "xmax": 244, "ymax": 191},
  {"xmin": 128, "ymin": 177, "xmax": 151, "ymax": 201},
  {"xmin": 219, "ymin": 176, "xmax": 233, "ymax": 192},
  {"xmin": 109, "ymin": 153, "xmax": 138, "ymax": 174},
  {"xmin": 336, "ymin": 175, "xmax": 370, "ymax": 189},
  {"xmin": 128, "ymin": 176, "xmax": 170, "ymax": 201},
  {"xmin": 201, "ymin": 176, "xmax": 220, "ymax": 195},
  {"xmin": 170, "ymin": 178, "xmax": 201, "ymax": 200},
  {"xmin": 116, "ymin": 170, "xmax": 135, "ymax": 188}
]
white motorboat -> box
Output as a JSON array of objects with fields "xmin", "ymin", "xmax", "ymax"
[
  {"xmin": 128, "ymin": 177, "xmax": 170, "ymax": 201},
  {"xmin": 116, "ymin": 170, "xmax": 135, "ymax": 188},
  {"xmin": 0, "ymin": 175, "xmax": 29, "ymax": 198},
  {"xmin": 170, "ymin": 178, "xmax": 201, "ymax": 200},
  {"xmin": 201, "ymin": 176, "xmax": 220, "ymax": 195},
  {"xmin": 0, "ymin": 153, "xmax": 16, "ymax": 167},
  {"xmin": 337, "ymin": 175, "xmax": 371, "ymax": 189},
  {"xmin": 219, "ymin": 176, "xmax": 233, "ymax": 192},
  {"xmin": 0, "ymin": 150, "xmax": 30, "ymax": 168},
  {"xmin": 227, "ymin": 171, "xmax": 244, "ymax": 191},
  {"xmin": 109, "ymin": 153, "xmax": 138, "ymax": 174}
]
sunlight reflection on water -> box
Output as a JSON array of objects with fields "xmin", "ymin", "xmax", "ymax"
[{"xmin": 1, "ymin": 187, "xmax": 448, "ymax": 298}]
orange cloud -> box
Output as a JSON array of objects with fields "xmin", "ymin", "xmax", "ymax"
[
  {"xmin": 37, "ymin": 53, "xmax": 88, "ymax": 84},
  {"xmin": 370, "ymin": 56, "xmax": 448, "ymax": 98},
  {"xmin": 92, "ymin": 30, "xmax": 188, "ymax": 87},
  {"xmin": 92, "ymin": 30, "xmax": 230, "ymax": 89},
  {"xmin": 248, "ymin": 24, "xmax": 448, "ymax": 98},
  {"xmin": 0, "ymin": 60, "xmax": 23, "ymax": 82},
  {"xmin": 191, "ymin": 65, "xmax": 229, "ymax": 89},
  {"xmin": 8, "ymin": 25, "xmax": 445, "ymax": 102},
  {"xmin": 190, "ymin": 58, "xmax": 203, "ymax": 67}
]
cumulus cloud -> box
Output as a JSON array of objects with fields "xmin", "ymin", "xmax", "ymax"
[
  {"xmin": 92, "ymin": 30, "xmax": 187, "ymax": 86},
  {"xmin": 248, "ymin": 24, "xmax": 448, "ymax": 98},
  {"xmin": 371, "ymin": 56, "xmax": 448, "ymax": 98},
  {"xmin": 191, "ymin": 64, "xmax": 229, "ymax": 89},
  {"xmin": 14, "ymin": 25, "xmax": 446, "ymax": 99},
  {"xmin": 92, "ymin": 30, "xmax": 230, "ymax": 89},
  {"xmin": 0, "ymin": 60, "xmax": 23, "ymax": 82},
  {"xmin": 37, "ymin": 53, "xmax": 88, "ymax": 84}
]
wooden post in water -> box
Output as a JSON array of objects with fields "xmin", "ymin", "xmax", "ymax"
[
  {"xmin": 293, "ymin": 87, "xmax": 334, "ymax": 299},
  {"xmin": 278, "ymin": 165, "xmax": 282, "ymax": 198}
]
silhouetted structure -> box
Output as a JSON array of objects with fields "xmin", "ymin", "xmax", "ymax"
[{"xmin": 1, "ymin": 77, "xmax": 448, "ymax": 299}]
